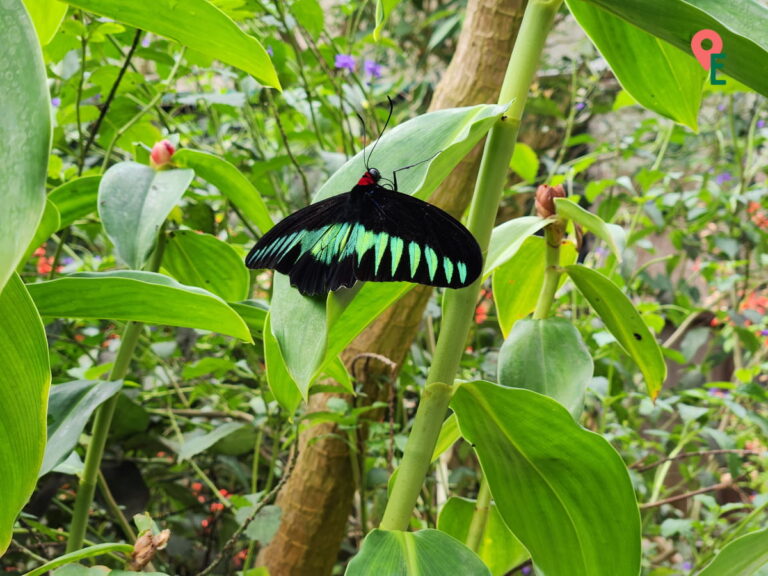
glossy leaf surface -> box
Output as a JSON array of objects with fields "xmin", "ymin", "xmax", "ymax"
[
  {"xmin": 566, "ymin": 264, "xmax": 666, "ymax": 398},
  {"xmin": 452, "ymin": 381, "xmax": 641, "ymax": 576},
  {"xmin": 28, "ymin": 271, "xmax": 252, "ymax": 341}
]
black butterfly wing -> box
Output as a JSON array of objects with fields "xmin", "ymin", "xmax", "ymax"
[
  {"xmin": 245, "ymin": 193, "xmax": 360, "ymax": 295},
  {"xmin": 351, "ymin": 187, "xmax": 483, "ymax": 289}
]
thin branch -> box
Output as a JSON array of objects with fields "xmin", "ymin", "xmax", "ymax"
[
  {"xmin": 639, "ymin": 479, "xmax": 736, "ymax": 510},
  {"xmin": 80, "ymin": 29, "xmax": 142, "ymax": 168},
  {"xmin": 632, "ymin": 449, "xmax": 760, "ymax": 473},
  {"xmin": 197, "ymin": 444, "xmax": 296, "ymax": 576},
  {"xmin": 264, "ymin": 91, "xmax": 311, "ymax": 204}
]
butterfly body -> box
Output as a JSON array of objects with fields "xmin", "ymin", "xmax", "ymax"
[{"xmin": 246, "ymin": 170, "xmax": 482, "ymax": 296}]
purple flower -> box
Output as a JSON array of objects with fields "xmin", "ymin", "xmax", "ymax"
[
  {"xmin": 681, "ymin": 561, "xmax": 693, "ymax": 571},
  {"xmin": 521, "ymin": 566, "xmax": 532, "ymax": 575},
  {"xmin": 708, "ymin": 387, "xmax": 730, "ymax": 398},
  {"xmin": 575, "ymin": 101, "xmax": 586, "ymax": 111},
  {"xmin": 715, "ymin": 171, "xmax": 732, "ymax": 185},
  {"xmin": 364, "ymin": 59, "xmax": 382, "ymax": 79},
  {"xmin": 335, "ymin": 53, "xmax": 356, "ymax": 71},
  {"xmin": 62, "ymin": 257, "xmax": 74, "ymax": 265},
  {"xmin": 758, "ymin": 119, "xmax": 766, "ymax": 129},
  {"xmin": 760, "ymin": 329, "xmax": 768, "ymax": 336},
  {"xmin": 141, "ymin": 36, "xmax": 151, "ymax": 48},
  {"xmin": 51, "ymin": 97, "xmax": 61, "ymax": 107},
  {"xmin": 266, "ymin": 45, "xmax": 273, "ymax": 57}
]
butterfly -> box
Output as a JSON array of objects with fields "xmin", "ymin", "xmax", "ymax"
[{"xmin": 245, "ymin": 100, "xmax": 482, "ymax": 296}]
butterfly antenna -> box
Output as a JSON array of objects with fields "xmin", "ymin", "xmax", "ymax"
[
  {"xmin": 391, "ymin": 149, "xmax": 442, "ymax": 191},
  {"xmin": 356, "ymin": 112, "xmax": 369, "ymax": 170},
  {"xmin": 366, "ymin": 95, "xmax": 394, "ymax": 167}
]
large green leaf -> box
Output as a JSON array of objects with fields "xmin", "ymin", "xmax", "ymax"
[
  {"xmin": 452, "ymin": 381, "xmax": 641, "ymax": 576},
  {"xmin": 22, "ymin": 0, "xmax": 67, "ymax": 44},
  {"xmin": 0, "ymin": 274, "xmax": 51, "ymax": 555},
  {"xmin": 492, "ymin": 237, "xmax": 577, "ymax": 337},
  {"xmin": 346, "ymin": 529, "xmax": 490, "ymax": 576},
  {"xmin": 697, "ymin": 527, "xmax": 768, "ymax": 576},
  {"xmin": 99, "ymin": 162, "xmax": 194, "ymax": 269},
  {"xmin": 315, "ymin": 104, "xmax": 507, "ymax": 203},
  {"xmin": 230, "ymin": 300, "xmax": 268, "ymax": 341},
  {"xmin": 580, "ymin": 0, "xmax": 768, "ymax": 98},
  {"xmin": 567, "ymin": 0, "xmax": 705, "ymax": 129},
  {"xmin": 48, "ymin": 175, "xmax": 100, "ymax": 229},
  {"xmin": 498, "ymin": 318, "xmax": 592, "ymax": 419},
  {"xmin": 173, "ymin": 149, "xmax": 274, "ymax": 235},
  {"xmin": 483, "ymin": 216, "xmax": 552, "ymax": 277},
  {"xmin": 566, "ymin": 264, "xmax": 666, "ymax": 398},
  {"xmin": 269, "ymin": 104, "xmax": 507, "ymax": 396},
  {"xmin": 162, "ymin": 230, "xmax": 249, "ymax": 302},
  {"xmin": 263, "ymin": 312, "xmax": 302, "ymax": 413},
  {"xmin": 41, "ymin": 380, "xmax": 123, "ymax": 477},
  {"xmin": 437, "ymin": 497, "xmax": 529, "ymax": 576},
  {"xmin": 0, "ymin": 0, "xmax": 50, "ymax": 294},
  {"xmin": 62, "ymin": 0, "xmax": 281, "ymax": 90},
  {"xmin": 28, "ymin": 271, "xmax": 252, "ymax": 341}
]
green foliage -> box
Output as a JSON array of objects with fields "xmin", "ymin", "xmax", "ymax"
[{"xmin": 3, "ymin": 0, "xmax": 767, "ymax": 573}]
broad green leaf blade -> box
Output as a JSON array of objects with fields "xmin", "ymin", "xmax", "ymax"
[
  {"xmin": 0, "ymin": 0, "xmax": 50, "ymax": 294},
  {"xmin": 172, "ymin": 149, "xmax": 273, "ymax": 235},
  {"xmin": 492, "ymin": 237, "xmax": 578, "ymax": 337},
  {"xmin": 289, "ymin": 0, "xmax": 324, "ymax": 40},
  {"xmin": 315, "ymin": 104, "xmax": 507, "ymax": 203},
  {"xmin": 63, "ymin": 0, "xmax": 281, "ymax": 89},
  {"xmin": 22, "ymin": 0, "xmax": 68, "ymax": 44},
  {"xmin": 566, "ymin": 264, "xmax": 666, "ymax": 398},
  {"xmin": 484, "ymin": 216, "xmax": 552, "ymax": 276},
  {"xmin": 498, "ymin": 318, "xmax": 592, "ymax": 419},
  {"xmin": 48, "ymin": 175, "xmax": 100, "ymax": 229},
  {"xmin": 580, "ymin": 0, "xmax": 768, "ymax": 98},
  {"xmin": 28, "ymin": 271, "xmax": 252, "ymax": 341},
  {"xmin": 346, "ymin": 529, "xmax": 490, "ymax": 576},
  {"xmin": 437, "ymin": 497, "xmax": 529, "ymax": 576},
  {"xmin": 0, "ymin": 274, "xmax": 50, "ymax": 555},
  {"xmin": 554, "ymin": 198, "xmax": 625, "ymax": 261},
  {"xmin": 19, "ymin": 198, "xmax": 61, "ymax": 269},
  {"xmin": 567, "ymin": 0, "xmax": 705, "ymax": 129},
  {"xmin": 177, "ymin": 421, "xmax": 245, "ymax": 461},
  {"xmin": 452, "ymin": 381, "xmax": 641, "ymax": 576},
  {"xmin": 263, "ymin": 312, "xmax": 302, "ymax": 413},
  {"xmin": 697, "ymin": 527, "xmax": 768, "ymax": 576},
  {"xmin": 373, "ymin": 0, "xmax": 401, "ymax": 41},
  {"xmin": 163, "ymin": 230, "xmax": 249, "ymax": 301},
  {"xmin": 270, "ymin": 274, "xmax": 327, "ymax": 398},
  {"xmin": 26, "ymin": 543, "xmax": 137, "ymax": 576},
  {"xmin": 41, "ymin": 379, "xmax": 123, "ymax": 477},
  {"xmin": 230, "ymin": 300, "xmax": 268, "ymax": 341},
  {"xmin": 99, "ymin": 163, "xmax": 194, "ymax": 269}
]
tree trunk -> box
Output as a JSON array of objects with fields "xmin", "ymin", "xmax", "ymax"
[{"xmin": 257, "ymin": 1, "xmax": 526, "ymax": 574}]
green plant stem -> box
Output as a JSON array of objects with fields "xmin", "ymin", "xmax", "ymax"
[
  {"xmin": 533, "ymin": 227, "xmax": 563, "ymax": 319},
  {"xmin": 66, "ymin": 321, "xmax": 143, "ymax": 552},
  {"xmin": 379, "ymin": 0, "xmax": 562, "ymax": 532},
  {"xmin": 465, "ymin": 477, "xmax": 492, "ymax": 552},
  {"xmin": 67, "ymin": 234, "xmax": 168, "ymax": 552}
]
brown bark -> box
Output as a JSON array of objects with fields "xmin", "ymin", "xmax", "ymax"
[{"xmin": 257, "ymin": 1, "xmax": 526, "ymax": 574}]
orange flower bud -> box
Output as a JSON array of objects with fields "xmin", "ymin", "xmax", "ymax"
[{"xmin": 535, "ymin": 184, "xmax": 566, "ymax": 218}]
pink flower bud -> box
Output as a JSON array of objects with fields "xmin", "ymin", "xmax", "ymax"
[{"xmin": 150, "ymin": 140, "xmax": 175, "ymax": 169}]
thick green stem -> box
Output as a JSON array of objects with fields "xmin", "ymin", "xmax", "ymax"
[
  {"xmin": 465, "ymin": 477, "xmax": 492, "ymax": 552},
  {"xmin": 380, "ymin": 0, "xmax": 562, "ymax": 531}
]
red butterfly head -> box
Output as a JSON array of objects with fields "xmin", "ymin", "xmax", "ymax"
[{"xmin": 357, "ymin": 168, "xmax": 381, "ymax": 186}]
